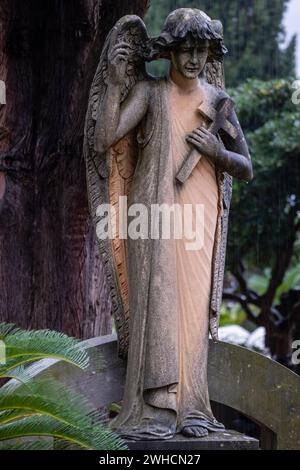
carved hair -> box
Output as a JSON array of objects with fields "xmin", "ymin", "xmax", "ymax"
[{"xmin": 149, "ymin": 8, "xmax": 227, "ymax": 62}]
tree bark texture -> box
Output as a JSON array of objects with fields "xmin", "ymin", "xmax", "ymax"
[{"xmin": 0, "ymin": 0, "xmax": 150, "ymax": 338}]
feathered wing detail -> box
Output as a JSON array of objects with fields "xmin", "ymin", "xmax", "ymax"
[
  {"xmin": 84, "ymin": 16, "xmax": 149, "ymax": 358},
  {"xmin": 204, "ymin": 19, "xmax": 225, "ymax": 90},
  {"xmin": 204, "ymin": 21, "xmax": 232, "ymax": 340}
]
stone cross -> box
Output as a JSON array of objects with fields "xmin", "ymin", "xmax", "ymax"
[{"xmin": 176, "ymin": 97, "xmax": 238, "ymax": 184}]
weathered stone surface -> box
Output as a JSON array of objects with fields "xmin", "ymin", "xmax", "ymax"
[
  {"xmin": 125, "ymin": 430, "xmax": 259, "ymax": 450},
  {"xmin": 22, "ymin": 335, "xmax": 300, "ymax": 449}
]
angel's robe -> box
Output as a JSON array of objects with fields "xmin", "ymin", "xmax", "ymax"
[
  {"xmin": 111, "ymin": 77, "xmax": 225, "ymax": 438},
  {"xmin": 170, "ymin": 77, "xmax": 223, "ymax": 431}
]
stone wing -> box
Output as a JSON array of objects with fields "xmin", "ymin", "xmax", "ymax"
[
  {"xmin": 204, "ymin": 21, "xmax": 233, "ymax": 339},
  {"xmin": 84, "ymin": 15, "xmax": 149, "ymax": 358}
]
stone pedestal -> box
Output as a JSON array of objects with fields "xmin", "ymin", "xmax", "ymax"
[{"xmin": 125, "ymin": 430, "xmax": 259, "ymax": 450}]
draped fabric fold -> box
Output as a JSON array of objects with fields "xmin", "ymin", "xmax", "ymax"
[{"xmin": 110, "ymin": 78, "xmax": 224, "ymax": 438}]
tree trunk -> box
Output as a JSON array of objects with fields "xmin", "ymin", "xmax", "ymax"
[{"xmin": 0, "ymin": 0, "xmax": 149, "ymax": 338}]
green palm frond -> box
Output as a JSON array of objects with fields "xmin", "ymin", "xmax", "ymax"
[
  {"xmin": 0, "ymin": 409, "xmax": 36, "ymax": 426},
  {"xmin": 1, "ymin": 356, "xmax": 88, "ymax": 380},
  {"xmin": 0, "ymin": 326, "xmax": 89, "ymax": 371},
  {"xmin": 0, "ymin": 415, "xmax": 126, "ymax": 450},
  {"xmin": 0, "ymin": 379, "xmax": 94, "ymax": 427},
  {"xmin": 2, "ymin": 366, "xmax": 32, "ymax": 385},
  {"xmin": 0, "ymin": 438, "xmax": 53, "ymax": 451},
  {"xmin": 0, "ymin": 323, "xmax": 18, "ymax": 339},
  {"xmin": 0, "ymin": 324, "xmax": 124, "ymax": 451}
]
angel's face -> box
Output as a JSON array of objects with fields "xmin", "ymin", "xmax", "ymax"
[{"xmin": 170, "ymin": 37, "xmax": 209, "ymax": 79}]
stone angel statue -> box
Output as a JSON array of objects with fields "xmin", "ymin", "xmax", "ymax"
[{"xmin": 84, "ymin": 8, "xmax": 253, "ymax": 441}]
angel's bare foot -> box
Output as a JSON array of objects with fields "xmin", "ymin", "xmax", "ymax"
[{"xmin": 181, "ymin": 425, "xmax": 208, "ymax": 438}]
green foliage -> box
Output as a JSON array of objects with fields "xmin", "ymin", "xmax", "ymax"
[
  {"xmin": 145, "ymin": 0, "xmax": 296, "ymax": 86},
  {"xmin": 228, "ymin": 79, "xmax": 300, "ymax": 268},
  {"xmin": 246, "ymin": 260, "xmax": 300, "ymax": 305},
  {"xmin": 221, "ymin": 261, "xmax": 300, "ymax": 326},
  {"xmin": 247, "ymin": 269, "xmax": 271, "ymax": 296},
  {"xmin": 220, "ymin": 302, "xmax": 246, "ymax": 326},
  {"xmin": 0, "ymin": 324, "xmax": 89, "ymax": 376},
  {"xmin": 0, "ymin": 324, "xmax": 125, "ymax": 450},
  {"xmin": 275, "ymin": 263, "xmax": 300, "ymax": 301}
]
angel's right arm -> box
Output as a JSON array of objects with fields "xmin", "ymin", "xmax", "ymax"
[{"xmin": 94, "ymin": 80, "xmax": 150, "ymax": 154}]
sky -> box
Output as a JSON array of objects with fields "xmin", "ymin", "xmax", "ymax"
[{"xmin": 283, "ymin": 0, "xmax": 300, "ymax": 77}]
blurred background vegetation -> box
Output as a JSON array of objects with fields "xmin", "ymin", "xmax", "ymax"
[
  {"xmin": 145, "ymin": 0, "xmax": 300, "ymax": 372},
  {"xmin": 145, "ymin": 0, "xmax": 296, "ymax": 85}
]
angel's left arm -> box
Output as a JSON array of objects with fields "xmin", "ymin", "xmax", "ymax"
[{"xmin": 217, "ymin": 108, "xmax": 253, "ymax": 182}]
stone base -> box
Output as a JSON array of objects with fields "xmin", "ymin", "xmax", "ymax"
[{"xmin": 125, "ymin": 430, "xmax": 259, "ymax": 450}]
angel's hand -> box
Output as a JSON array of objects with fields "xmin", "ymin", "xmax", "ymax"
[
  {"xmin": 186, "ymin": 127, "xmax": 222, "ymax": 161},
  {"xmin": 108, "ymin": 42, "xmax": 132, "ymax": 86}
]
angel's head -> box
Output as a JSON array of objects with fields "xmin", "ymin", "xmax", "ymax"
[{"xmin": 150, "ymin": 8, "xmax": 227, "ymax": 79}]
